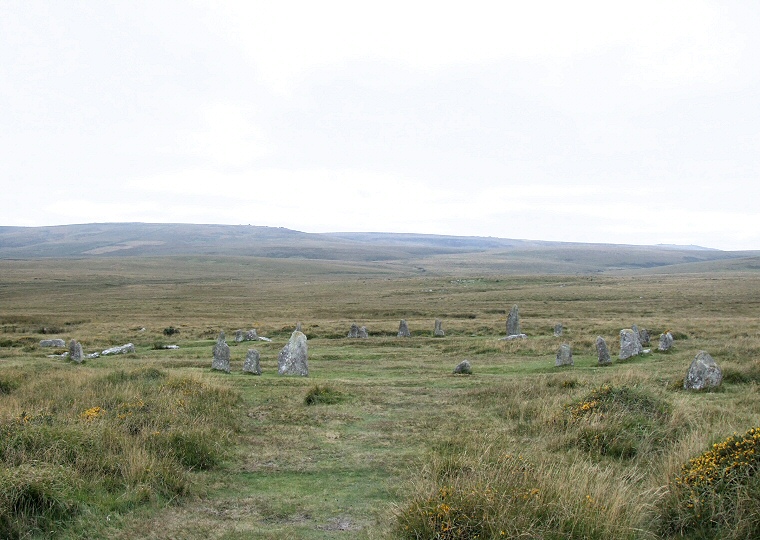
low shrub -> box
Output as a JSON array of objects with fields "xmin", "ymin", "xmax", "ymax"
[
  {"xmin": 304, "ymin": 385, "xmax": 346, "ymax": 406},
  {"xmin": 162, "ymin": 326, "xmax": 180, "ymax": 336}
]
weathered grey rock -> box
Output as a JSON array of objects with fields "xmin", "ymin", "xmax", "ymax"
[
  {"xmin": 358, "ymin": 326, "xmax": 369, "ymax": 339},
  {"xmin": 619, "ymin": 329, "xmax": 640, "ymax": 360},
  {"xmin": 348, "ymin": 323, "xmax": 360, "ymax": 338},
  {"xmin": 245, "ymin": 329, "xmax": 259, "ymax": 341},
  {"xmin": 243, "ymin": 349, "xmax": 262, "ymax": 375},
  {"xmin": 397, "ymin": 319, "xmax": 411, "ymax": 338},
  {"xmin": 553, "ymin": 323, "xmax": 563, "ymax": 337},
  {"xmin": 40, "ymin": 339, "xmax": 66, "ymax": 348},
  {"xmin": 235, "ymin": 330, "xmax": 245, "ymax": 343},
  {"xmin": 159, "ymin": 344, "xmax": 180, "ymax": 350},
  {"xmin": 278, "ymin": 331, "xmax": 308, "ymax": 376},
  {"xmin": 453, "ymin": 360, "xmax": 472, "ymax": 374},
  {"xmin": 555, "ymin": 344, "xmax": 573, "ymax": 367},
  {"xmin": 212, "ymin": 332, "xmax": 231, "ymax": 373},
  {"xmin": 258, "ymin": 336, "xmax": 272, "ymax": 342},
  {"xmin": 86, "ymin": 352, "xmax": 100, "ymax": 359},
  {"xmin": 640, "ymin": 328, "xmax": 651, "ymax": 346},
  {"xmin": 68, "ymin": 340, "xmax": 84, "ymax": 363},
  {"xmin": 631, "ymin": 325, "xmax": 645, "ymax": 353},
  {"xmin": 506, "ymin": 305, "xmax": 521, "ymax": 336},
  {"xmin": 295, "ymin": 322, "xmax": 302, "ymax": 332},
  {"xmin": 659, "ymin": 332, "xmax": 674, "ymax": 351},
  {"xmin": 684, "ymin": 351, "xmax": 722, "ymax": 390},
  {"xmin": 434, "ymin": 319, "xmax": 445, "ymax": 337},
  {"xmin": 500, "ymin": 333, "xmax": 527, "ymax": 341},
  {"xmin": 101, "ymin": 343, "xmax": 135, "ymax": 356},
  {"xmin": 596, "ymin": 336, "xmax": 611, "ymax": 366}
]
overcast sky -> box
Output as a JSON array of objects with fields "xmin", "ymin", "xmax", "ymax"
[{"xmin": 2, "ymin": 1, "xmax": 759, "ymax": 250}]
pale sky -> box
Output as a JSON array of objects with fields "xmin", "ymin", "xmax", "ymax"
[{"xmin": 2, "ymin": 1, "xmax": 759, "ymax": 250}]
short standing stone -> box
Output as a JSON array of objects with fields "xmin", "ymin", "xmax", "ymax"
[
  {"xmin": 684, "ymin": 351, "xmax": 722, "ymax": 390},
  {"xmin": 348, "ymin": 323, "xmax": 360, "ymax": 338},
  {"xmin": 640, "ymin": 328, "xmax": 651, "ymax": 346},
  {"xmin": 397, "ymin": 319, "xmax": 411, "ymax": 337},
  {"xmin": 659, "ymin": 332, "xmax": 674, "ymax": 351},
  {"xmin": 631, "ymin": 325, "xmax": 644, "ymax": 353},
  {"xmin": 212, "ymin": 332, "xmax": 231, "ymax": 373},
  {"xmin": 278, "ymin": 331, "xmax": 308, "ymax": 376},
  {"xmin": 243, "ymin": 349, "xmax": 261, "ymax": 375},
  {"xmin": 101, "ymin": 343, "xmax": 135, "ymax": 356},
  {"xmin": 245, "ymin": 329, "xmax": 259, "ymax": 341},
  {"xmin": 619, "ymin": 329, "xmax": 640, "ymax": 360},
  {"xmin": 453, "ymin": 360, "xmax": 472, "ymax": 374},
  {"xmin": 358, "ymin": 326, "xmax": 368, "ymax": 338},
  {"xmin": 555, "ymin": 344, "xmax": 573, "ymax": 367},
  {"xmin": 506, "ymin": 305, "xmax": 521, "ymax": 336},
  {"xmin": 553, "ymin": 323, "xmax": 563, "ymax": 337},
  {"xmin": 235, "ymin": 330, "xmax": 244, "ymax": 343},
  {"xmin": 596, "ymin": 336, "xmax": 611, "ymax": 366},
  {"xmin": 434, "ymin": 319, "xmax": 445, "ymax": 337},
  {"xmin": 69, "ymin": 339, "xmax": 84, "ymax": 363},
  {"xmin": 40, "ymin": 339, "xmax": 66, "ymax": 348}
]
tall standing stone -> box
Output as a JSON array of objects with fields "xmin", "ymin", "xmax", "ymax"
[
  {"xmin": 212, "ymin": 332, "xmax": 231, "ymax": 373},
  {"xmin": 631, "ymin": 325, "xmax": 644, "ymax": 353},
  {"xmin": 506, "ymin": 305, "xmax": 521, "ymax": 336},
  {"xmin": 434, "ymin": 319, "xmax": 445, "ymax": 337},
  {"xmin": 397, "ymin": 319, "xmax": 411, "ymax": 337},
  {"xmin": 619, "ymin": 329, "xmax": 640, "ymax": 360},
  {"xmin": 553, "ymin": 323, "xmax": 563, "ymax": 337},
  {"xmin": 596, "ymin": 336, "xmax": 611, "ymax": 366},
  {"xmin": 555, "ymin": 344, "xmax": 573, "ymax": 367},
  {"xmin": 278, "ymin": 331, "xmax": 309, "ymax": 376},
  {"xmin": 68, "ymin": 339, "xmax": 84, "ymax": 363},
  {"xmin": 684, "ymin": 351, "xmax": 722, "ymax": 390},
  {"xmin": 658, "ymin": 332, "xmax": 674, "ymax": 351},
  {"xmin": 243, "ymin": 349, "xmax": 261, "ymax": 375}
]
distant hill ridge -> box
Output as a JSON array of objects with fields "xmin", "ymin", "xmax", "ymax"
[{"xmin": 0, "ymin": 223, "xmax": 756, "ymax": 274}]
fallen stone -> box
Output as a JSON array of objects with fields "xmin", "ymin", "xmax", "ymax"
[
  {"xmin": 278, "ymin": 331, "xmax": 308, "ymax": 376},
  {"xmin": 160, "ymin": 345, "xmax": 180, "ymax": 350},
  {"xmin": 258, "ymin": 336, "xmax": 272, "ymax": 342},
  {"xmin": 397, "ymin": 319, "xmax": 411, "ymax": 338},
  {"xmin": 86, "ymin": 352, "xmax": 100, "ymax": 359},
  {"xmin": 659, "ymin": 332, "xmax": 674, "ymax": 351},
  {"xmin": 555, "ymin": 344, "xmax": 573, "ymax": 367},
  {"xmin": 243, "ymin": 349, "xmax": 262, "ymax": 375},
  {"xmin": 596, "ymin": 336, "xmax": 611, "ymax": 366},
  {"xmin": 101, "ymin": 343, "xmax": 135, "ymax": 356},
  {"xmin": 506, "ymin": 304, "xmax": 521, "ymax": 336},
  {"xmin": 453, "ymin": 360, "xmax": 472, "ymax": 374},
  {"xmin": 684, "ymin": 351, "xmax": 722, "ymax": 391},
  {"xmin": 434, "ymin": 319, "xmax": 445, "ymax": 337},
  {"xmin": 48, "ymin": 352, "xmax": 69, "ymax": 359},
  {"xmin": 40, "ymin": 339, "xmax": 66, "ymax": 348},
  {"xmin": 500, "ymin": 334, "xmax": 527, "ymax": 341},
  {"xmin": 212, "ymin": 332, "xmax": 231, "ymax": 373}
]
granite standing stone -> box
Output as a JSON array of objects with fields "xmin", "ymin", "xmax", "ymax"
[
  {"xmin": 553, "ymin": 323, "xmax": 563, "ymax": 337},
  {"xmin": 397, "ymin": 319, "xmax": 411, "ymax": 338},
  {"xmin": 348, "ymin": 323, "xmax": 360, "ymax": 338},
  {"xmin": 68, "ymin": 339, "xmax": 84, "ymax": 363},
  {"xmin": 640, "ymin": 328, "xmax": 651, "ymax": 346},
  {"xmin": 453, "ymin": 360, "xmax": 472, "ymax": 374},
  {"xmin": 555, "ymin": 344, "xmax": 573, "ymax": 367},
  {"xmin": 235, "ymin": 330, "xmax": 244, "ymax": 343},
  {"xmin": 619, "ymin": 329, "xmax": 640, "ymax": 360},
  {"xmin": 40, "ymin": 339, "xmax": 66, "ymax": 348},
  {"xmin": 434, "ymin": 319, "xmax": 445, "ymax": 337},
  {"xmin": 631, "ymin": 325, "xmax": 645, "ymax": 353},
  {"xmin": 278, "ymin": 330, "xmax": 309, "ymax": 376},
  {"xmin": 212, "ymin": 332, "xmax": 231, "ymax": 373},
  {"xmin": 659, "ymin": 332, "xmax": 674, "ymax": 351},
  {"xmin": 243, "ymin": 349, "xmax": 262, "ymax": 375},
  {"xmin": 245, "ymin": 329, "xmax": 259, "ymax": 341},
  {"xmin": 596, "ymin": 336, "xmax": 612, "ymax": 366},
  {"xmin": 506, "ymin": 305, "xmax": 521, "ymax": 336},
  {"xmin": 358, "ymin": 326, "xmax": 369, "ymax": 339},
  {"xmin": 684, "ymin": 351, "xmax": 722, "ymax": 390}
]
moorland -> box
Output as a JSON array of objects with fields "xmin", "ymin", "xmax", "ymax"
[{"xmin": 1, "ymin": 223, "xmax": 760, "ymax": 539}]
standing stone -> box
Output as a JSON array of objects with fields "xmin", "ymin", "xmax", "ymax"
[
  {"xmin": 397, "ymin": 319, "xmax": 411, "ymax": 338},
  {"xmin": 596, "ymin": 336, "xmax": 612, "ymax": 366},
  {"xmin": 68, "ymin": 339, "xmax": 84, "ymax": 363},
  {"xmin": 358, "ymin": 326, "xmax": 369, "ymax": 338},
  {"xmin": 659, "ymin": 332, "xmax": 674, "ymax": 351},
  {"xmin": 295, "ymin": 322, "xmax": 302, "ymax": 332},
  {"xmin": 453, "ymin": 360, "xmax": 472, "ymax": 374},
  {"xmin": 40, "ymin": 339, "xmax": 66, "ymax": 348},
  {"xmin": 640, "ymin": 328, "xmax": 651, "ymax": 346},
  {"xmin": 235, "ymin": 329, "xmax": 244, "ymax": 343},
  {"xmin": 245, "ymin": 328, "xmax": 259, "ymax": 341},
  {"xmin": 434, "ymin": 319, "xmax": 445, "ymax": 337},
  {"xmin": 555, "ymin": 344, "xmax": 573, "ymax": 367},
  {"xmin": 619, "ymin": 329, "xmax": 640, "ymax": 360},
  {"xmin": 684, "ymin": 351, "xmax": 722, "ymax": 390},
  {"xmin": 243, "ymin": 349, "xmax": 261, "ymax": 375},
  {"xmin": 553, "ymin": 323, "xmax": 563, "ymax": 337},
  {"xmin": 278, "ymin": 331, "xmax": 309, "ymax": 376},
  {"xmin": 348, "ymin": 323, "xmax": 360, "ymax": 338},
  {"xmin": 212, "ymin": 332, "xmax": 231, "ymax": 373},
  {"xmin": 506, "ymin": 305, "xmax": 521, "ymax": 336},
  {"xmin": 631, "ymin": 325, "xmax": 645, "ymax": 353}
]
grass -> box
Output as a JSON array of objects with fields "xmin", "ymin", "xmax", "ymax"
[{"xmin": 1, "ymin": 256, "xmax": 760, "ymax": 537}]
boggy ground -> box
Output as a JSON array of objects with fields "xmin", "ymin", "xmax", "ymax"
[{"xmin": 1, "ymin": 257, "xmax": 759, "ymax": 538}]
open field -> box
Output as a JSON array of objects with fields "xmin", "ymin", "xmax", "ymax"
[{"xmin": 2, "ymin": 255, "xmax": 760, "ymax": 538}]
